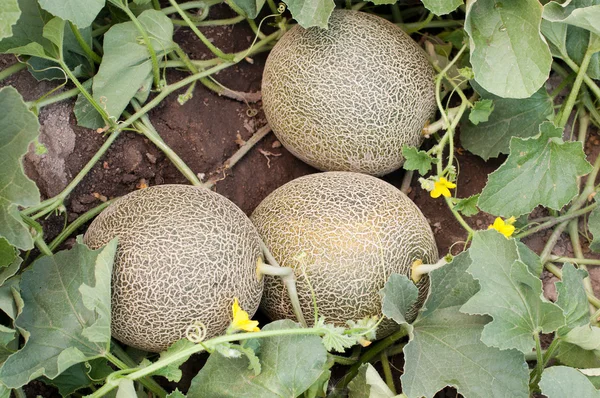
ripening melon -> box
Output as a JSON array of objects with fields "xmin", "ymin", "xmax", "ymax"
[
  {"xmin": 83, "ymin": 185, "xmax": 263, "ymax": 352},
  {"xmin": 261, "ymin": 10, "xmax": 436, "ymax": 176},
  {"xmin": 250, "ymin": 172, "xmax": 438, "ymax": 334}
]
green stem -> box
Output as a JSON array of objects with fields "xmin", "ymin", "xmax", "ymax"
[
  {"xmin": 13, "ymin": 388, "xmax": 26, "ymax": 398},
  {"xmin": 168, "ymin": 0, "xmax": 234, "ymax": 61},
  {"xmin": 110, "ymin": 341, "xmax": 139, "ymax": 368},
  {"xmin": 582, "ymin": 89, "xmax": 600, "ymax": 128},
  {"xmin": 548, "ymin": 255, "xmax": 600, "ymax": 267},
  {"xmin": 172, "ymin": 15, "xmax": 245, "ymax": 27},
  {"xmin": 558, "ymin": 47, "xmax": 593, "ymax": 128},
  {"xmin": 328, "ymin": 353, "xmax": 356, "ymax": 366},
  {"xmin": 161, "ymin": 0, "xmax": 219, "ymax": 14},
  {"xmin": 516, "ymin": 203, "xmax": 598, "ymax": 239},
  {"xmin": 91, "ymin": 327, "xmax": 333, "ymax": 398},
  {"xmin": 541, "ymin": 337, "xmax": 560, "ymax": 369},
  {"xmin": 0, "ymin": 62, "xmax": 26, "ymax": 81},
  {"xmin": 58, "ymin": 60, "xmax": 116, "ymax": 129},
  {"xmin": 380, "ymin": 352, "xmax": 396, "ymax": 394},
  {"xmin": 105, "ymin": 352, "xmax": 167, "ymax": 398},
  {"xmin": 121, "ymin": 6, "xmax": 162, "ymax": 89},
  {"xmin": 399, "ymin": 19, "xmax": 464, "ymax": 30},
  {"xmin": 34, "ymin": 235, "xmax": 53, "ymax": 257},
  {"xmin": 246, "ymin": 18, "xmax": 267, "ymax": 40},
  {"xmin": 266, "ymin": 0, "xmax": 278, "ymax": 14},
  {"xmin": 121, "ymin": 31, "xmax": 279, "ymax": 131},
  {"xmin": 545, "ymin": 263, "xmax": 600, "ymax": 309},
  {"xmin": 125, "ymin": 105, "xmax": 203, "ymax": 186},
  {"xmin": 337, "ymin": 327, "xmax": 409, "ymax": 391},
  {"xmin": 529, "ymin": 333, "xmax": 545, "ymax": 390},
  {"xmin": 69, "ymin": 21, "xmax": 102, "ymax": 64},
  {"xmin": 48, "ymin": 200, "xmax": 114, "ymax": 252},
  {"xmin": 27, "ymin": 86, "xmax": 80, "ymax": 110},
  {"xmin": 561, "ymin": 53, "xmax": 600, "ymax": 102},
  {"xmin": 403, "ymin": 12, "xmax": 433, "ymax": 34}
]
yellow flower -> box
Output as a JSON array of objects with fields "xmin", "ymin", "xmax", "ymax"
[
  {"xmin": 430, "ymin": 177, "xmax": 456, "ymax": 198},
  {"xmin": 231, "ymin": 298, "xmax": 260, "ymax": 332},
  {"xmin": 488, "ymin": 217, "xmax": 516, "ymax": 238}
]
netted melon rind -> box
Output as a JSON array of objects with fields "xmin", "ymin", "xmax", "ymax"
[
  {"xmin": 83, "ymin": 185, "xmax": 263, "ymax": 352},
  {"xmin": 250, "ymin": 172, "xmax": 438, "ymax": 335},
  {"xmin": 262, "ymin": 10, "xmax": 436, "ymax": 176}
]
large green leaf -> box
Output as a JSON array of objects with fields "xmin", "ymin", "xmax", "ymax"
[
  {"xmin": 421, "ymin": 0, "xmax": 463, "ymax": 15},
  {"xmin": 0, "ymin": 0, "xmax": 51, "ymax": 54},
  {"xmin": 556, "ymin": 341, "xmax": 600, "ymax": 368},
  {"xmin": 461, "ymin": 83, "xmax": 554, "ymax": 160},
  {"xmin": 555, "ymin": 263, "xmax": 590, "ymax": 334},
  {"xmin": 0, "ymin": 240, "xmax": 16, "ymax": 269},
  {"xmin": 540, "ymin": 366, "xmax": 600, "ymax": 397},
  {"xmin": 0, "ymin": 86, "xmax": 40, "ymax": 250},
  {"xmin": 401, "ymin": 252, "xmax": 529, "ymax": 398},
  {"xmin": 188, "ymin": 320, "xmax": 328, "ymax": 398},
  {"xmin": 0, "ymin": 0, "xmax": 20, "ymax": 40},
  {"xmin": 280, "ymin": 0, "xmax": 334, "ymax": 28},
  {"xmin": 461, "ymin": 230, "xmax": 565, "ymax": 353},
  {"xmin": 478, "ymin": 122, "xmax": 592, "ymax": 217},
  {"xmin": 0, "ymin": 240, "xmax": 117, "ymax": 388},
  {"xmin": 347, "ymin": 364, "xmax": 395, "ymax": 398},
  {"xmin": 228, "ymin": 0, "xmax": 266, "ymax": 19},
  {"xmin": 465, "ymin": 0, "xmax": 552, "ymax": 98},
  {"xmin": 37, "ymin": 0, "xmax": 104, "ymax": 28},
  {"xmin": 92, "ymin": 10, "xmax": 175, "ymax": 121},
  {"xmin": 543, "ymin": 1, "xmax": 600, "ymax": 36},
  {"xmin": 380, "ymin": 273, "xmax": 418, "ymax": 333},
  {"xmin": 41, "ymin": 359, "xmax": 113, "ymax": 396}
]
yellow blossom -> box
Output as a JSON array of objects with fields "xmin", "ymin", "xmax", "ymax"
[
  {"xmin": 430, "ymin": 177, "xmax": 456, "ymax": 198},
  {"xmin": 488, "ymin": 217, "xmax": 516, "ymax": 238},
  {"xmin": 231, "ymin": 298, "xmax": 260, "ymax": 332}
]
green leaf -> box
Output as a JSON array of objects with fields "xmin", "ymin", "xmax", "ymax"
[
  {"xmin": 0, "ymin": 240, "xmax": 117, "ymax": 388},
  {"xmin": 42, "ymin": 16, "xmax": 65, "ymax": 53},
  {"xmin": 556, "ymin": 341, "xmax": 600, "ymax": 368},
  {"xmin": 468, "ymin": 98, "xmax": 494, "ymax": 125},
  {"xmin": 0, "ymin": 276, "xmax": 20, "ymax": 321},
  {"xmin": 0, "ymin": 0, "xmax": 20, "ymax": 40},
  {"xmin": 589, "ymin": 198, "xmax": 600, "ymax": 252},
  {"xmin": 461, "ymin": 230, "xmax": 565, "ymax": 353},
  {"xmin": 317, "ymin": 319, "xmax": 356, "ymax": 353},
  {"xmin": 281, "ymin": 0, "xmax": 334, "ymax": 28},
  {"xmin": 421, "ymin": 0, "xmax": 463, "ymax": 15},
  {"xmin": 0, "ymin": 240, "xmax": 17, "ymax": 269},
  {"xmin": 516, "ymin": 240, "xmax": 543, "ymax": 277},
  {"xmin": 401, "ymin": 146, "xmax": 436, "ymax": 175},
  {"xmin": 0, "ymin": 86, "xmax": 41, "ymax": 250},
  {"xmin": 562, "ymin": 325, "xmax": 600, "ymax": 352},
  {"xmin": 566, "ymin": 26, "xmax": 600, "ymax": 79},
  {"xmin": 304, "ymin": 369, "xmax": 329, "ymax": 398},
  {"xmin": 478, "ymin": 121, "xmax": 592, "ymax": 217},
  {"xmin": 37, "ymin": 0, "xmax": 104, "ymax": 28},
  {"xmin": 0, "ymin": 0, "xmax": 52, "ymax": 54},
  {"xmin": 555, "ymin": 263, "xmax": 590, "ymax": 334},
  {"xmin": 541, "ymin": 19, "xmax": 569, "ymax": 57},
  {"xmin": 540, "ymin": 366, "xmax": 600, "ymax": 397},
  {"xmin": 115, "ymin": 379, "xmax": 136, "ymax": 398},
  {"xmin": 167, "ymin": 389, "xmax": 186, "ymax": 398},
  {"xmin": 189, "ymin": 320, "xmax": 328, "ymax": 398},
  {"xmin": 41, "ymin": 359, "xmax": 113, "ymax": 396},
  {"xmin": 543, "ymin": 1, "xmax": 600, "ymax": 36},
  {"xmin": 465, "ymin": 0, "xmax": 552, "ymax": 98},
  {"xmin": 379, "ymin": 273, "xmax": 418, "ymax": 332},
  {"xmin": 150, "ymin": 339, "xmax": 196, "ymax": 382},
  {"xmin": 229, "ymin": 0, "xmax": 266, "ymax": 19},
  {"xmin": 453, "ymin": 194, "xmax": 480, "ymax": 217},
  {"xmin": 92, "ymin": 10, "xmax": 175, "ymax": 121},
  {"xmin": 402, "ymin": 252, "xmax": 529, "ymax": 398},
  {"xmin": 348, "ymin": 364, "xmax": 395, "ymax": 398},
  {"xmin": 74, "ymin": 80, "xmax": 105, "ymax": 129},
  {"xmin": 461, "ymin": 83, "xmax": 554, "ymax": 160}
]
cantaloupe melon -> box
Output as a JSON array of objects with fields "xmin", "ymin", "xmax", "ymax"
[
  {"xmin": 83, "ymin": 185, "xmax": 263, "ymax": 352},
  {"xmin": 250, "ymin": 172, "xmax": 438, "ymax": 334},
  {"xmin": 262, "ymin": 10, "xmax": 436, "ymax": 176}
]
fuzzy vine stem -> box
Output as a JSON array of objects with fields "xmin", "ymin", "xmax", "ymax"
[
  {"xmin": 27, "ymin": 86, "xmax": 80, "ymax": 110},
  {"xmin": 22, "ymin": 131, "xmax": 121, "ymax": 218},
  {"xmin": 515, "ymin": 203, "xmax": 598, "ymax": 239},
  {"xmin": 57, "ymin": 59, "xmax": 116, "ymax": 129},
  {"xmin": 69, "ymin": 21, "xmax": 102, "ymax": 64},
  {"xmin": 126, "ymin": 102, "xmax": 203, "ymax": 186},
  {"xmin": 380, "ymin": 352, "xmax": 396, "ymax": 394},
  {"xmin": 48, "ymin": 200, "xmax": 114, "ymax": 252},
  {"xmin": 335, "ymin": 327, "xmax": 409, "ymax": 392},
  {"xmin": 0, "ymin": 62, "xmax": 26, "ymax": 81},
  {"xmin": 120, "ymin": 5, "xmax": 162, "ymax": 89},
  {"xmin": 105, "ymin": 352, "xmax": 167, "ymax": 397},
  {"xmin": 557, "ymin": 45, "xmax": 594, "ymax": 128},
  {"xmin": 168, "ymin": 0, "xmax": 234, "ymax": 61},
  {"xmin": 529, "ymin": 333, "xmax": 545, "ymax": 390},
  {"xmin": 561, "ymin": 53, "xmax": 600, "ymax": 101},
  {"xmin": 172, "ymin": 14, "xmax": 245, "ymax": 27},
  {"xmin": 161, "ymin": 0, "xmax": 220, "ymax": 14},
  {"xmin": 547, "ymin": 255, "xmax": 600, "ymax": 267},
  {"xmin": 88, "ymin": 327, "xmax": 343, "ymax": 398}
]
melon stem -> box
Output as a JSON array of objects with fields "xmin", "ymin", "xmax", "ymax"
[{"xmin": 257, "ymin": 244, "xmax": 309, "ymax": 328}]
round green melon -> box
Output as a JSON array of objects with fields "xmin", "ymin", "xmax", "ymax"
[
  {"xmin": 250, "ymin": 172, "xmax": 438, "ymax": 334},
  {"xmin": 83, "ymin": 185, "xmax": 263, "ymax": 352},
  {"xmin": 261, "ymin": 10, "xmax": 436, "ymax": 176}
]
